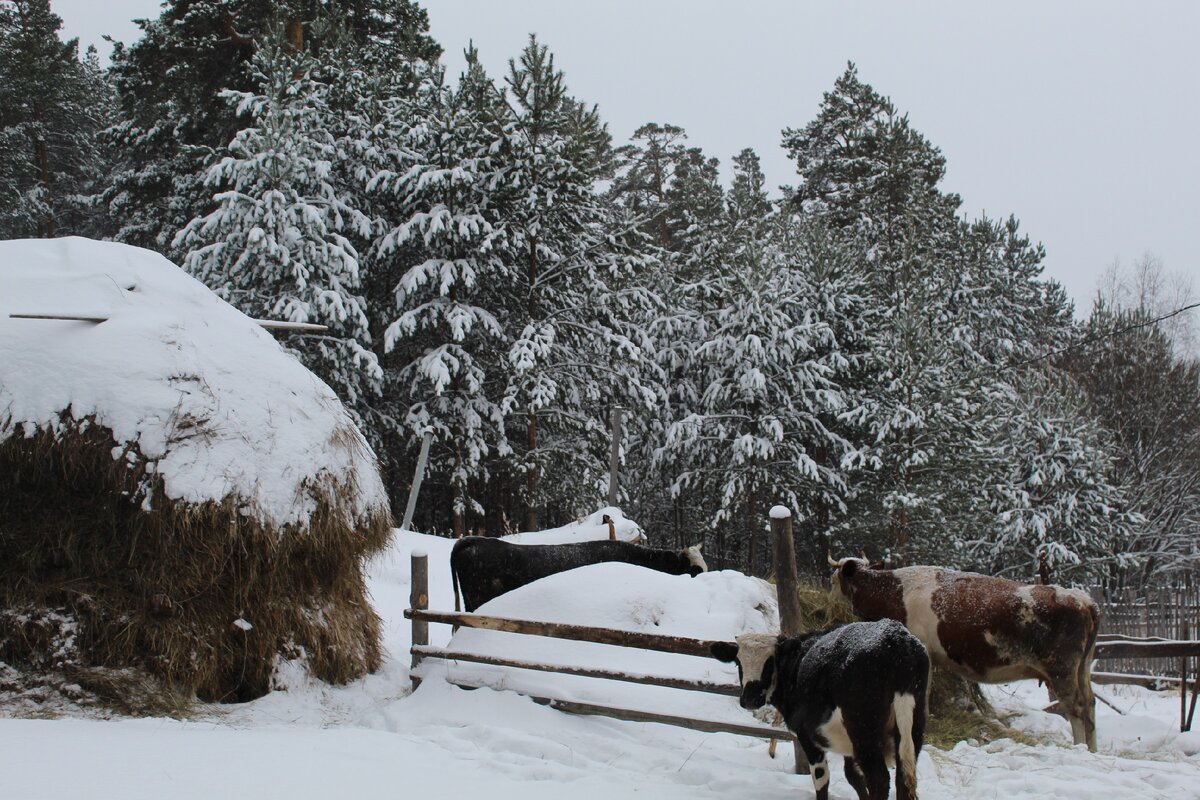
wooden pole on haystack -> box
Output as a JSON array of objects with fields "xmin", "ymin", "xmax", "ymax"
[
  {"xmin": 769, "ymin": 505, "xmax": 808, "ymax": 775},
  {"xmin": 410, "ymin": 552, "xmax": 429, "ymax": 690},
  {"xmin": 400, "ymin": 430, "xmax": 433, "ymax": 532}
]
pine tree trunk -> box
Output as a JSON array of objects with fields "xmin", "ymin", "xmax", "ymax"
[
  {"xmin": 31, "ymin": 103, "xmax": 54, "ymax": 238},
  {"xmin": 524, "ymin": 234, "xmax": 539, "ymax": 532},
  {"xmin": 524, "ymin": 414, "xmax": 538, "ymax": 532},
  {"xmin": 747, "ymin": 491, "xmax": 758, "ymax": 575}
]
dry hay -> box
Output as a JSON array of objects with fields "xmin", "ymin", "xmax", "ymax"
[
  {"xmin": 0, "ymin": 415, "xmax": 392, "ymax": 712},
  {"xmin": 790, "ymin": 579, "xmax": 1037, "ymax": 748}
]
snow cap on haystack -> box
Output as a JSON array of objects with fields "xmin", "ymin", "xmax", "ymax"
[
  {"xmin": 0, "ymin": 236, "xmax": 388, "ymax": 530},
  {"xmin": 0, "ymin": 237, "xmax": 392, "ymax": 705}
]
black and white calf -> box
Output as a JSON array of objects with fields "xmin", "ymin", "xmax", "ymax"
[
  {"xmin": 712, "ymin": 620, "xmax": 929, "ymax": 800},
  {"xmin": 451, "ymin": 536, "xmax": 707, "ymax": 612}
]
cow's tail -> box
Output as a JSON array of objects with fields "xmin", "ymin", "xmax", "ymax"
[
  {"xmin": 893, "ymin": 692, "xmax": 919, "ymax": 800},
  {"xmin": 450, "ymin": 551, "xmax": 463, "ymax": 633}
]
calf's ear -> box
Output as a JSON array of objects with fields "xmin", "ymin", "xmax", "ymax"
[{"xmin": 710, "ymin": 641, "xmax": 739, "ymax": 663}]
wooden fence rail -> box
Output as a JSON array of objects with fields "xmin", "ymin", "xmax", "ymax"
[
  {"xmin": 408, "ymin": 551, "xmax": 1200, "ymax": 739},
  {"xmin": 404, "ymin": 607, "xmax": 724, "ymax": 658},
  {"xmin": 404, "ymin": 552, "xmax": 799, "ymax": 765}
]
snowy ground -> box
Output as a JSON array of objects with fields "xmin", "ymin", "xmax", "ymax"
[{"xmin": 2, "ymin": 517, "xmax": 1198, "ymax": 799}]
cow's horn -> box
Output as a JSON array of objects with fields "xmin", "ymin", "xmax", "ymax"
[{"xmin": 827, "ymin": 553, "xmax": 840, "ymax": 568}]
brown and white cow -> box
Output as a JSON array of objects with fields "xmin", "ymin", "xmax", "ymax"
[{"xmin": 829, "ymin": 557, "xmax": 1100, "ymax": 751}]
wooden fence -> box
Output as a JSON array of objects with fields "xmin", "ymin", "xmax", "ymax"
[
  {"xmin": 1092, "ymin": 583, "xmax": 1200, "ymax": 676},
  {"xmin": 404, "ymin": 552, "xmax": 801, "ymax": 766},
  {"xmin": 405, "ymin": 531, "xmax": 1200, "ymax": 739}
]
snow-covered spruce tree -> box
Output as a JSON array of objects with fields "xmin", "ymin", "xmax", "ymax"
[
  {"xmin": 1065, "ymin": 306, "xmax": 1200, "ymax": 584},
  {"xmin": 970, "ymin": 369, "xmax": 1138, "ymax": 584},
  {"xmin": 102, "ymin": 0, "xmax": 439, "ymax": 253},
  {"xmin": 497, "ymin": 36, "xmax": 659, "ymax": 531},
  {"xmin": 661, "ymin": 150, "xmax": 867, "ymax": 574},
  {"xmin": 366, "ymin": 49, "xmax": 513, "ymax": 537},
  {"xmin": 174, "ymin": 30, "xmax": 380, "ymax": 421},
  {"xmin": 783, "ymin": 64, "xmax": 960, "ymax": 559},
  {"xmin": 609, "ymin": 126, "xmax": 726, "ymax": 548},
  {"xmin": 783, "ymin": 63, "xmax": 1081, "ymax": 566},
  {"xmin": 0, "ymin": 0, "xmax": 109, "ymax": 238}
]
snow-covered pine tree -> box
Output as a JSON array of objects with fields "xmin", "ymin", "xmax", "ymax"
[
  {"xmin": 783, "ymin": 63, "xmax": 1080, "ymax": 566},
  {"xmin": 367, "ymin": 48, "xmax": 513, "ymax": 537},
  {"xmin": 498, "ymin": 36, "xmax": 659, "ymax": 530},
  {"xmin": 174, "ymin": 29, "xmax": 380, "ymax": 421},
  {"xmin": 971, "ymin": 369, "xmax": 1138, "ymax": 584},
  {"xmin": 0, "ymin": 0, "xmax": 109, "ymax": 238},
  {"xmin": 609, "ymin": 125, "xmax": 727, "ymax": 548},
  {"xmin": 102, "ymin": 0, "xmax": 439, "ymax": 253},
  {"xmin": 662, "ymin": 150, "xmax": 867, "ymax": 573}
]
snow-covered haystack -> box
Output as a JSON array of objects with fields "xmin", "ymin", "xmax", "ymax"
[{"xmin": 0, "ymin": 237, "xmax": 392, "ymax": 706}]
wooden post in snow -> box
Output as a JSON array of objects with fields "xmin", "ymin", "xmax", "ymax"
[
  {"xmin": 1184, "ymin": 621, "xmax": 1191, "ymax": 732},
  {"xmin": 410, "ymin": 551, "xmax": 429, "ymax": 690},
  {"xmin": 770, "ymin": 506, "xmax": 803, "ymax": 636},
  {"xmin": 769, "ymin": 505, "xmax": 808, "ymax": 775}
]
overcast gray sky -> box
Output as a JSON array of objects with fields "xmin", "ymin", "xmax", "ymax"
[{"xmin": 53, "ymin": 0, "xmax": 1199, "ymax": 315}]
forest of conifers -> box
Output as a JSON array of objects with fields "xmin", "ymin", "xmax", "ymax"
[{"xmin": 2, "ymin": 0, "xmax": 1197, "ymax": 586}]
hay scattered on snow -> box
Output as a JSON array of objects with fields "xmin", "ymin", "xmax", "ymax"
[{"xmin": 0, "ymin": 238, "xmax": 392, "ymax": 708}]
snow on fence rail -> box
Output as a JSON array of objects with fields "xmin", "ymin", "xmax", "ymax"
[
  {"xmin": 1092, "ymin": 632, "xmax": 1200, "ymax": 732},
  {"xmin": 1093, "ymin": 582, "xmax": 1199, "ymax": 673},
  {"xmin": 403, "ymin": 552, "xmax": 799, "ymax": 761}
]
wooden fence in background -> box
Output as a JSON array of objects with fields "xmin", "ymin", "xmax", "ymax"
[{"xmin": 1092, "ymin": 582, "xmax": 1199, "ymax": 677}]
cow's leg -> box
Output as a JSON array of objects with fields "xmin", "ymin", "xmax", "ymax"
[
  {"xmin": 843, "ymin": 756, "xmax": 870, "ymax": 800},
  {"xmin": 1048, "ymin": 669, "xmax": 1096, "ymax": 751},
  {"xmin": 1076, "ymin": 649, "xmax": 1099, "ymax": 751},
  {"xmin": 859, "ymin": 753, "xmax": 897, "ymax": 800},
  {"xmin": 795, "ymin": 734, "xmax": 830, "ymax": 800}
]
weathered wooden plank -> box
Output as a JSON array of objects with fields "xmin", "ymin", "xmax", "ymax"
[
  {"xmin": 443, "ymin": 679, "xmax": 794, "ymax": 741},
  {"xmin": 9, "ymin": 312, "xmax": 328, "ymax": 332},
  {"xmin": 1092, "ymin": 671, "xmax": 1182, "ymax": 688},
  {"xmin": 412, "ymin": 646, "xmax": 739, "ymax": 696},
  {"xmin": 1094, "ymin": 640, "xmax": 1200, "ymax": 660},
  {"xmin": 404, "ymin": 608, "xmax": 724, "ymax": 658}
]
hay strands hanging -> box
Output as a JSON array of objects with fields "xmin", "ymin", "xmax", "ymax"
[{"xmin": 9, "ymin": 313, "xmax": 328, "ymax": 333}]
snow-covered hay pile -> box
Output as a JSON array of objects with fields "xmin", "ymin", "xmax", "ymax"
[{"xmin": 0, "ymin": 237, "xmax": 392, "ymax": 707}]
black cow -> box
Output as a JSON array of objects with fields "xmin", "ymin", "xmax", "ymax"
[
  {"xmin": 450, "ymin": 536, "xmax": 707, "ymax": 613},
  {"xmin": 712, "ymin": 620, "xmax": 928, "ymax": 800}
]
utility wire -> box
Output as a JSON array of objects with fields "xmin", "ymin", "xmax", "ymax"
[{"xmin": 994, "ymin": 300, "xmax": 1200, "ymax": 377}]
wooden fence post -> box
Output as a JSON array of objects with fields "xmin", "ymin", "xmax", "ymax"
[
  {"xmin": 410, "ymin": 551, "xmax": 429, "ymax": 690},
  {"xmin": 770, "ymin": 506, "xmax": 803, "ymax": 636},
  {"xmin": 1184, "ymin": 621, "xmax": 1191, "ymax": 732},
  {"xmin": 770, "ymin": 505, "xmax": 808, "ymax": 775}
]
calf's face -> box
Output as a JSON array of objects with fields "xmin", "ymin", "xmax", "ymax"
[
  {"xmin": 711, "ymin": 633, "xmax": 778, "ymax": 710},
  {"xmin": 828, "ymin": 555, "xmax": 869, "ymax": 600}
]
